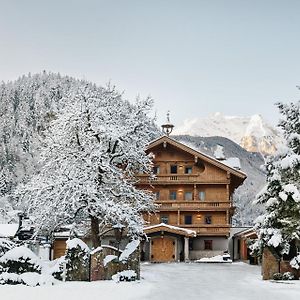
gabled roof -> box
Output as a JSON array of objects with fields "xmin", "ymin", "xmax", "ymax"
[
  {"xmin": 233, "ymin": 227, "xmax": 257, "ymax": 238},
  {"xmin": 144, "ymin": 223, "xmax": 196, "ymax": 237},
  {"xmin": 147, "ymin": 135, "xmax": 247, "ymax": 180}
]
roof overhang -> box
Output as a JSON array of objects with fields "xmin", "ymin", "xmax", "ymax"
[
  {"xmin": 147, "ymin": 135, "xmax": 247, "ymax": 186},
  {"xmin": 144, "ymin": 223, "xmax": 196, "ymax": 237}
]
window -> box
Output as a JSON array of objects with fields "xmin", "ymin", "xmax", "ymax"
[
  {"xmin": 160, "ymin": 215, "xmax": 169, "ymax": 224},
  {"xmin": 199, "ymin": 191, "xmax": 205, "ymax": 201},
  {"xmin": 184, "ymin": 215, "xmax": 192, "ymax": 225},
  {"xmin": 204, "ymin": 240, "xmax": 213, "ymax": 250},
  {"xmin": 205, "ymin": 215, "xmax": 212, "ymax": 224},
  {"xmin": 184, "ymin": 191, "xmax": 193, "ymax": 200},
  {"xmin": 153, "ymin": 166, "xmax": 160, "ymax": 174},
  {"xmin": 155, "ymin": 191, "xmax": 160, "ymax": 200},
  {"xmin": 185, "ymin": 166, "xmax": 192, "ymax": 174},
  {"xmin": 170, "ymin": 191, "xmax": 177, "ymax": 200},
  {"xmin": 170, "ymin": 165, "xmax": 177, "ymax": 174}
]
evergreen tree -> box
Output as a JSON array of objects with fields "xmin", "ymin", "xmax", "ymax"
[{"xmin": 253, "ymin": 101, "xmax": 300, "ymax": 267}]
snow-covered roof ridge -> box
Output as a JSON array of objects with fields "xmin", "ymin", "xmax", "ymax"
[{"xmin": 144, "ymin": 223, "xmax": 196, "ymax": 237}]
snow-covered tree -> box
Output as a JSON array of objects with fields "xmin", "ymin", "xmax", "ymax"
[
  {"xmin": 16, "ymin": 84, "xmax": 158, "ymax": 247},
  {"xmin": 253, "ymin": 101, "xmax": 300, "ymax": 267}
]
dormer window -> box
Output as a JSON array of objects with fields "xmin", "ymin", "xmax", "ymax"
[{"xmin": 170, "ymin": 165, "xmax": 177, "ymax": 174}]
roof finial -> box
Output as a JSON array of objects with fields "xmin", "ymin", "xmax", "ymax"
[{"xmin": 161, "ymin": 111, "xmax": 174, "ymax": 136}]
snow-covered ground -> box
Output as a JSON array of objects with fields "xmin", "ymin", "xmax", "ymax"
[{"xmin": 1, "ymin": 262, "xmax": 299, "ymax": 300}]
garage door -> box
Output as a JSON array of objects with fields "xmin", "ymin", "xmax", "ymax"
[
  {"xmin": 151, "ymin": 237, "xmax": 176, "ymax": 262},
  {"xmin": 53, "ymin": 239, "xmax": 67, "ymax": 259}
]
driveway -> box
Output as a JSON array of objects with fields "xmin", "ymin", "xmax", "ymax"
[{"xmin": 141, "ymin": 262, "xmax": 300, "ymax": 300}]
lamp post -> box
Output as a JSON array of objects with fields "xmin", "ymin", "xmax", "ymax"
[{"xmin": 161, "ymin": 111, "xmax": 174, "ymax": 136}]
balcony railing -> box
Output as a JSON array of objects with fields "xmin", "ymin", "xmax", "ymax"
[
  {"xmin": 182, "ymin": 225, "xmax": 230, "ymax": 235},
  {"xmin": 137, "ymin": 174, "xmax": 228, "ymax": 184},
  {"xmin": 155, "ymin": 201, "xmax": 231, "ymax": 211},
  {"xmin": 145, "ymin": 223, "xmax": 230, "ymax": 236}
]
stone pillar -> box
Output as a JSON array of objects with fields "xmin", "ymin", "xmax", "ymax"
[
  {"xmin": 39, "ymin": 243, "xmax": 51, "ymax": 261},
  {"xmin": 184, "ymin": 237, "xmax": 189, "ymax": 262}
]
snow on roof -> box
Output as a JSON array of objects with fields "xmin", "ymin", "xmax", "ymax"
[
  {"xmin": 214, "ymin": 145, "xmax": 225, "ymax": 160},
  {"xmin": 223, "ymin": 157, "xmax": 241, "ymax": 170},
  {"xmin": 0, "ymin": 224, "xmax": 19, "ymax": 238},
  {"xmin": 144, "ymin": 223, "xmax": 196, "ymax": 237}
]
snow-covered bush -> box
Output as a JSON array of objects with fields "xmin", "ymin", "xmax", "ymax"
[
  {"xmin": 272, "ymin": 273, "xmax": 283, "ymax": 280},
  {"xmin": 272, "ymin": 272, "xmax": 295, "ymax": 281},
  {"xmin": 112, "ymin": 270, "xmax": 137, "ymax": 282},
  {"xmin": 282, "ymin": 272, "xmax": 295, "ymax": 280},
  {"xmin": 0, "ymin": 246, "xmax": 42, "ymax": 274},
  {"xmin": 65, "ymin": 238, "xmax": 90, "ymax": 281},
  {"xmin": 0, "ymin": 246, "xmax": 43, "ymax": 285}
]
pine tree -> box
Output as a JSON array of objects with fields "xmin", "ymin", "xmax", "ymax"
[{"xmin": 253, "ymin": 101, "xmax": 300, "ymax": 267}]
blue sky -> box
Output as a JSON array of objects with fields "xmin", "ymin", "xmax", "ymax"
[{"xmin": 1, "ymin": 0, "xmax": 300, "ymax": 127}]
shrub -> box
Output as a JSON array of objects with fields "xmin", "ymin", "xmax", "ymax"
[
  {"xmin": 65, "ymin": 238, "xmax": 90, "ymax": 281},
  {"xmin": 0, "ymin": 246, "xmax": 43, "ymax": 285},
  {"xmin": 282, "ymin": 272, "xmax": 295, "ymax": 280},
  {"xmin": 272, "ymin": 273, "xmax": 283, "ymax": 280}
]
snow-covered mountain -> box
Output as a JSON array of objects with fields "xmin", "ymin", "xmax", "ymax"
[{"xmin": 173, "ymin": 113, "xmax": 283, "ymax": 155}]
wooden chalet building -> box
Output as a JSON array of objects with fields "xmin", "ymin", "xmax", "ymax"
[{"xmin": 138, "ymin": 131, "xmax": 247, "ymax": 262}]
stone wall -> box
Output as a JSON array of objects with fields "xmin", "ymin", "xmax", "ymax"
[
  {"xmin": 280, "ymin": 261, "xmax": 300, "ymax": 279},
  {"xmin": 262, "ymin": 247, "xmax": 300, "ymax": 280},
  {"xmin": 262, "ymin": 247, "xmax": 280, "ymax": 280},
  {"xmin": 90, "ymin": 245, "xmax": 140, "ymax": 281}
]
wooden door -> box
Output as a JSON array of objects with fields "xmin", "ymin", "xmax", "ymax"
[
  {"xmin": 151, "ymin": 237, "xmax": 175, "ymax": 262},
  {"xmin": 53, "ymin": 239, "xmax": 67, "ymax": 259}
]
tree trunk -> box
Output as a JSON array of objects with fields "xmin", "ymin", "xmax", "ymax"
[{"xmin": 90, "ymin": 216, "xmax": 101, "ymax": 248}]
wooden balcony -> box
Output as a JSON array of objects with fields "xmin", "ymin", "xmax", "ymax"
[
  {"xmin": 144, "ymin": 223, "xmax": 230, "ymax": 236},
  {"xmin": 137, "ymin": 174, "xmax": 229, "ymax": 185},
  {"xmin": 179, "ymin": 225, "xmax": 230, "ymax": 236},
  {"xmin": 155, "ymin": 201, "xmax": 232, "ymax": 211}
]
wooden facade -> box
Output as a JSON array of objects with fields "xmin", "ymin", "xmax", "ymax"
[{"xmin": 137, "ymin": 136, "xmax": 247, "ymax": 262}]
